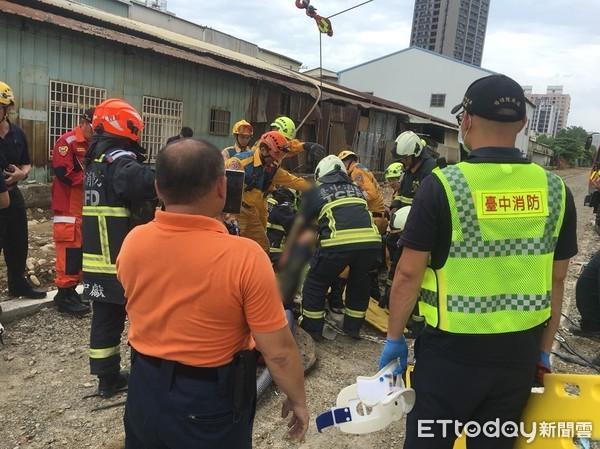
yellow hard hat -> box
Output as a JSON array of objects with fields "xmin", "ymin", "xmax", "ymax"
[
  {"xmin": 232, "ymin": 120, "xmax": 253, "ymax": 136},
  {"xmin": 0, "ymin": 82, "xmax": 15, "ymax": 106},
  {"xmin": 338, "ymin": 150, "xmax": 358, "ymax": 161},
  {"xmin": 385, "ymin": 162, "xmax": 404, "ymax": 180}
]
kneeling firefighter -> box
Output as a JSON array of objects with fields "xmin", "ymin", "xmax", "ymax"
[{"xmin": 83, "ymin": 99, "xmax": 157, "ymax": 398}]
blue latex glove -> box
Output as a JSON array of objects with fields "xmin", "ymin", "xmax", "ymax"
[
  {"xmin": 379, "ymin": 337, "xmax": 408, "ymax": 375},
  {"xmin": 540, "ymin": 351, "xmax": 551, "ymax": 369}
]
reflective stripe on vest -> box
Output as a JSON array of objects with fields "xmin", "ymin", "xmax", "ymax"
[
  {"xmin": 318, "ymin": 197, "xmax": 381, "ymax": 247},
  {"xmin": 397, "ymin": 195, "xmax": 413, "ymax": 205},
  {"xmin": 418, "ymin": 163, "xmax": 565, "ymax": 334},
  {"xmin": 82, "ymin": 205, "xmax": 130, "ymax": 275}
]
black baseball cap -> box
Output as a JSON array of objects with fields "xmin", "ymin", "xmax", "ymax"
[
  {"xmin": 81, "ymin": 108, "xmax": 95, "ymax": 123},
  {"xmin": 450, "ymin": 74, "xmax": 526, "ymax": 122}
]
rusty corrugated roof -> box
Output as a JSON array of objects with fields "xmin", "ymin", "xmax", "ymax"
[{"xmin": 2, "ymin": 0, "xmax": 456, "ymax": 128}]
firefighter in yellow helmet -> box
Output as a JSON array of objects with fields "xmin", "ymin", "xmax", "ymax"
[
  {"xmin": 222, "ymin": 120, "xmax": 254, "ymax": 160},
  {"xmin": 225, "ymin": 131, "xmax": 311, "ymax": 252},
  {"xmin": 338, "ymin": 150, "xmax": 387, "ymax": 233}
]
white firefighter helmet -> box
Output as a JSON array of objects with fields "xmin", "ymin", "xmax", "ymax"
[
  {"xmin": 390, "ymin": 206, "xmax": 411, "ymax": 232},
  {"xmin": 315, "ymin": 155, "xmax": 347, "ymax": 181},
  {"xmin": 394, "ymin": 131, "xmax": 425, "ymax": 158},
  {"xmin": 316, "ymin": 360, "xmax": 415, "ymax": 434}
]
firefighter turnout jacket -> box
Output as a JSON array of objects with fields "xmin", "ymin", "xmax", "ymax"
[
  {"xmin": 51, "ymin": 126, "xmax": 89, "ymax": 288},
  {"xmin": 225, "ymin": 147, "xmax": 309, "ymax": 251},
  {"xmin": 301, "ymin": 171, "xmax": 381, "ymax": 251},
  {"xmin": 419, "ymin": 162, "xmax": 566, "ymax": 334},
  {"xmin": 395, "ymin": 150, "xmax": 437, "ymax": 209},
  {"xmin": 82, "ymin": 136, "xmax": 156, "ymax": 304},
  {"xmin": 222, "ymin": 142, "xmax": 250, "ymax": 160},
  {"xmin": 52, "ymin": 126, "xmax": 87, "ymax": 215},
  {"xmin": 267, "ymin": 200, "xmax": 295, "ymax": 259},
  {"xmin": 347, "ymin": 162, "xmax": 385, "ymax": 214}
]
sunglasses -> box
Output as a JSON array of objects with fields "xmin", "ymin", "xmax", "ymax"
[{"xmin": 455, "ymin": 111, "xmax": 465, "ymax": 126}]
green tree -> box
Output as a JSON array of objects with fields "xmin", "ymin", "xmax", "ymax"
[
  {"xmin": 550, "ymin": 126, "xmax": 591, "ymax": 165},
  {"xmin": 536, "ymin": 134, "xmax": 554, "ymax": 147}
]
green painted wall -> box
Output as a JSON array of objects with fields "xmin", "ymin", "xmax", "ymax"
[{"xmin": 0, "ymin": 13, "xmax": 254, "ymax": 181}]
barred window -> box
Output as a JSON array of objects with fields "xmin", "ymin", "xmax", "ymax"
[
  {"xmin": 141, "ymin": 96, "xmax": 183, "ymax": 162},
  {"xmin": 430, "ymin": 93, "xmax": 446, "ymax": 107},
  {"xmin": 209, "ymin": 108, "xmax": 230, "ymax": 136},
  {"xmin": 48, "ymin": 80, "xmax": 106, "ymax": 157}
]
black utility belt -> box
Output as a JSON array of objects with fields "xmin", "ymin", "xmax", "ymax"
[
  {"xmin": 134, "ymin": 348, "xmax": 257, "ymax": 418},
  {"xmin": 135, "ymin": 351, "xmax": 221, "ymax": 381}
]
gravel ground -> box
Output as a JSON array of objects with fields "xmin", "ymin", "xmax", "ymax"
[{"xmin": 0, "ymin": 168, "xmax": 598, "ymax": 449}]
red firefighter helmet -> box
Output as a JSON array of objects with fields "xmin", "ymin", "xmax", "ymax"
[
  {"xmin": 92, "ymin": 98, "xmax": 144, "ymax": 142},
  {"xmin": 260, "ymin": 131, "xmax": 289, "ymax": 159}
]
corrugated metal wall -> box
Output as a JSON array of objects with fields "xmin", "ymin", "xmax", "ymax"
[
  {"xmin": 0, "ymin": 13, "xmax": 254, "ymax": 180},
  {"xmin": 354, "ymin": 110, "xmax": 399, "ymax": 171}
]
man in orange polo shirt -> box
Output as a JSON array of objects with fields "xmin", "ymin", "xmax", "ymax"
[{"xmin": 117, "ymin": 139, "xmax": 308, "ymax": 448}]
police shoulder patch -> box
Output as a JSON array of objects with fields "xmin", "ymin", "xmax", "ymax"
[{"xmin": 57, "ymin": 145, "xmax": 69, "ymax": 156}]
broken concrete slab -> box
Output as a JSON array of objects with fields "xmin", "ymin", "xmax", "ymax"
[
  {"xmin": 1, "ymin": 286, "xmax": 83, "ymax": 323},
  {"xmin": 21, "ymin": 182, "xmax": 51, "ymax": 209},
  {"xmin": 1, "ymin": 297, "xmax": 54, "ymax": 323}
]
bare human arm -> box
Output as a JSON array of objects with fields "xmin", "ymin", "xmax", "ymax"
[
  {"xmin": 0, "ymin": 191, "xmax": 9, "ymax": 208},
  {"xmin": 540, "ymin": 259, "xmax": 570, "ymax": 353},
  {"xmin": 253, "ymin": 328, "xmax": 309, "ymax": 441},
  {"xmin": 4, "ymin": 163, "xmax": 31, "ymax": 186},
  {"xmin": 386, "ymin": 248, "xmax": 430, "ymax": 340}
]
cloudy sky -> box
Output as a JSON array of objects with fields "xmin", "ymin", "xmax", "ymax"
[{"xmin": 167, "ymin": 0, "xmax": 600, "ymax": 131}]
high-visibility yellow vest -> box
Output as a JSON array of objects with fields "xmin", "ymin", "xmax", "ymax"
[{"xmin": 419, "ymin": 162, "xmax": 566, "ymax": 334}]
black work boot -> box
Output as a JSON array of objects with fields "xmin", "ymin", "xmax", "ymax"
[
  {"xmin": 343, "ymin": 327, "xmax": 361, "ymax": 340},
  {"xmin": 568, "ymin": 324, "xmax": 600, "ymax": 339},
  {"xmin": 98, "ymin": 371, "xmax": 129, "ymax": 398},
  {"xmin": 54, "ymin": 288, "xmax": 90, "ymax": 316},
  {"xmin": 327, "ymin": 278, "xmax": 346, "ymax": 314},
  {"xmin": 300, "ymin": 321, "xmax": 323, "ymax": 342},
  {"xmin": 70, "ymin": 287, "xmax": 89, "ymax": 306},
  {"xmin": 9, "ymin": 278, "xmax": 46, "ymax": 299}
]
